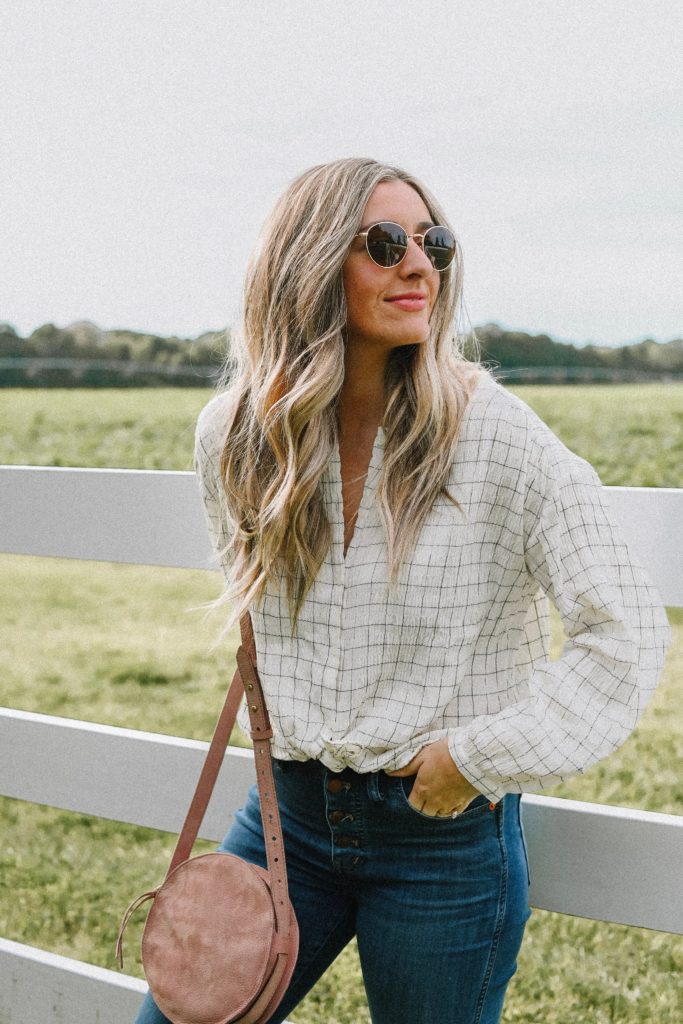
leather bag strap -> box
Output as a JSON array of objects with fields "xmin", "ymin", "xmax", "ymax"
[{"xmin": 166, "ymin": 612, "xmax": 293, "ymax": 940}]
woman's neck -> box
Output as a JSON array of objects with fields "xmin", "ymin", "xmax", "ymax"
[{"xmin": 337, "ymin": 349, "xmax": 387, "ymax": 439}]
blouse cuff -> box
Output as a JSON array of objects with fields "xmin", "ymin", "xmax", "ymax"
[{"xmin": 447, "ymin": 730, "xmax": 516, "ymax": 804}]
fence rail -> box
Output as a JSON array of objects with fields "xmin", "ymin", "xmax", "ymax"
[{"xmin": 1, "ymin": 466, "xmax": 681, "ymax": 1023}]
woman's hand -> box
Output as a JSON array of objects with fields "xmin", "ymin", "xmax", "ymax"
[{"xmin": 386, "ymin": 738, "xmax": 482, "ymax": 817}]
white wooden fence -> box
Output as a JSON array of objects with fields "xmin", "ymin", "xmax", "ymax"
[{"xmin": 1, "ymin": 466, "xmax": 681, "ymax": 1024}]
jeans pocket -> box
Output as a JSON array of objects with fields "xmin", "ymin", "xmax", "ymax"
[{"xmin": 396, "ymin": 776, "xmax": 489, "ymax": 822}]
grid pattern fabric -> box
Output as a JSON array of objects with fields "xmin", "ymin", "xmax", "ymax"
[{"xmin": 194, "ymin": 371, "xmax": 671, "ymax": 803}]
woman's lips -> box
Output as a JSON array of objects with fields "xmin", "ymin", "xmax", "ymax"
[{"xmin": 385, "ymin": 296, "xmax": 427, "ymax": 311}]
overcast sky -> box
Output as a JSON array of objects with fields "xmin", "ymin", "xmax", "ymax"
[{"xmin": 2, "ymin": 1, "xmax": 680, "ymax": 346}]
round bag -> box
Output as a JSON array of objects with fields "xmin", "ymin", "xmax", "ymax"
[{"xmin": 139, "ymin": 852, "xmax": 298, "ymax": 1024}]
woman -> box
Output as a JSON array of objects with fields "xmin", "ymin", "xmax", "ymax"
[{"xmin": 135, "ymin": 157, "xmax": 670, "ymax": 1023}]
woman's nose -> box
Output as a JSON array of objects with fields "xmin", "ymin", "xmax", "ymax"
[{"xmin": 399, "ymin": 237, "xmax": 433, "ymax": 276}]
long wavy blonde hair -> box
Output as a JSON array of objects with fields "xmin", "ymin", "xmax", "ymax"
[{"xmin": 203, "ymin": 157, "xmax": 484, "ymax": 637}]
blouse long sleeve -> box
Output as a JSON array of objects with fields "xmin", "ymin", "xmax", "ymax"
[
  {"xmin": 194, "ymin": 395, "xmax": 235, "ymax": 579},
  {"xmin": 448, "ymin": 425, "xmax": 672, "ymax": 804}
]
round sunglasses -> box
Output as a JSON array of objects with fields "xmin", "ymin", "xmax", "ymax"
[{"xmin": 354, "ymin": 221, "xmax": 457, "ymax": 272}]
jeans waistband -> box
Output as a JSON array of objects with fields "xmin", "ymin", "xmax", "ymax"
[
  {"xmin": 271, "ymin": 756, "xmax": 496, "ymax": 811},
  {"xmin": 273, "ymin": 756, "xmax": 395, "ymax": 802}
]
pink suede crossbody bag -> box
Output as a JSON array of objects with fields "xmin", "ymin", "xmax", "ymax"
[{"xmin": 116, "ymin": 613, "xmax": 299, "ymax": 1024}]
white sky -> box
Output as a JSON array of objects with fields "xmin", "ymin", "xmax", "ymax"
[{"xmin": 1, "ymin": 1, "xmax": 681, "ymax": 346}]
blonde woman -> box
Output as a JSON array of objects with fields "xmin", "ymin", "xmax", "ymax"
[{"xmin": 135, "ymin": 158, "xmax": 670, "ymax": 1024}]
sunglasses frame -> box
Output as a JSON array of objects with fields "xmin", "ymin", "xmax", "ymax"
[{"xmin": 354, "ymin": 221, "xmax": 456, "ymax": 272}]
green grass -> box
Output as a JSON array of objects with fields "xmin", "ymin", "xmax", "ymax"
[
  {"xmin": 0, "ymin": 388, "xmax": 207, "ymax": 469},
  {"xmin": 1, "ymin": 384, "xmax": 682, "ymax": 1022},
  {"xmin": 510, "ymin": 383, "xmax": 683, "ymax": 487},
  {"xmin": 1, "ymin": 382, "xmax": 681, "ymax": 484}
]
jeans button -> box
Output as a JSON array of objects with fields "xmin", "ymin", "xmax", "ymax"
[
  {"xmin": 335, "ymin": 835, "xmax": 359, "ymax": 848},
  {"xmin": 329, "ymin": 810, "xmax": 354, "ymax": 825},
  {"xmin": 327, "ymin": 778, "xmax": 351, "ymax": 793}
]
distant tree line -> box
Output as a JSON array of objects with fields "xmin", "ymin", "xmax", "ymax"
[
  {"xmin": 0, "ymin": 319, "xmax": 681, "ymax": 387},
  {"xmin": 0, "ymin": 321, "xmax": 227, "ymax": 387},
  {"xmin": 468, "ymin": 323, "xmax": 683, "ymax": 383}
]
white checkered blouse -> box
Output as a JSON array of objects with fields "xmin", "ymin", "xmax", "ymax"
[{"xmin": 194, "ymin": 371, "xmax": 671, "ymax": 802}]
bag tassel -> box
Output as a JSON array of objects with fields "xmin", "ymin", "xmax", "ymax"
[{"xmin": 115, "ymin": 889, "xmax": 158, "ymax": 968}]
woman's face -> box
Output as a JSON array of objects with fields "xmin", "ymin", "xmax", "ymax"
[{"xmin": 342, "ymin": 179, "xmax": 441, "ymax": 355}]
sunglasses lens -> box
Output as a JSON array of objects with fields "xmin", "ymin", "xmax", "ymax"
[
  {"xmin": 366, "ymin": 222, "xmax": 408, "ymax": 267},
  {"xmin": 423, "ymin": 226, "xmax": 457, "ymax": 271}
]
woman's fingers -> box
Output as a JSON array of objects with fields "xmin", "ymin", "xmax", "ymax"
[{"xmin": 388, "ymin": 740, "xmax": 481, "ymax": 815}]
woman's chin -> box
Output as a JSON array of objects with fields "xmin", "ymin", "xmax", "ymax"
[
  {"xmin": 347, "ymin": 324, "xmax": 430, "ymax": 351},
  {"xmin": 395, "ymin": 329, "xmax": 430, "ymax": 348}
]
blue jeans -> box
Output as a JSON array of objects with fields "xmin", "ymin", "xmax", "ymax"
[{"xmin": 134, "ymin": 758, "xmax": 531, "ymax": 1024}]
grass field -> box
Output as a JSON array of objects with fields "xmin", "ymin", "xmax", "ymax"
[
  {"xmin": 1, "ymin": 381, "xmax": 682, "ymax": 485},
  {"xmin": 1, "ymin": 384, "xmax": 682, "ymax": 1022}
]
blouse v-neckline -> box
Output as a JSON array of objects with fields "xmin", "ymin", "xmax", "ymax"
[{"xmin": 330, "ymin": 424, "xmax": 385, "ymax": 564}]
